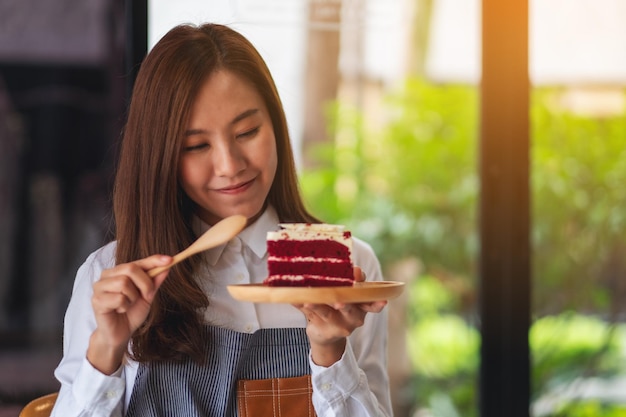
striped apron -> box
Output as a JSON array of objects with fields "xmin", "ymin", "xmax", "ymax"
[{"xmin": 126, "ymin": 326, "xmax": 316, "ymax": 417}]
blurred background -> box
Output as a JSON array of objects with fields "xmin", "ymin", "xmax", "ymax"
[
  {"xmin": 0, "ymin": 1, "xmax": 128, "ymax": 415},
  {"xmin": 1, "ymin": 1, "xmax": 625, "ymax": 416}
]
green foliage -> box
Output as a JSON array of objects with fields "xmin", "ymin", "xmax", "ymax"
[
  {"xmin": 408, "ymin": 315, "xmax": 478, "ymax": 377},
  {"xmin": 406, "ymin": 276, "xmax": 479, "ymax": 417},
  {"xmin": 531, "ymin": 314, "xmax": 626, "ymax": 397},
  {"xmin": 531, "ymin": 89, "xmax": 626, "ymax": 314},
  {"xmin": 301, "ymin": 79, "xmax": 479, "ymax": 274},
  {"xmin": 407, "ymin": 277, "xmax": 479, "ymax": 378},
  {"xmin": 546, "ymin": 401, "xmax": 626, "ymax": 417},
  {"xmin": 408, "ymin": 274, "xmax": 456, "ymax": 317},
  {"xmin": 405, "ymin": 275, "xmax": 626, "ymax": 417},
  {"xmin": 299, "ymin": 78, "xmax": 626, "ymax": 416}
]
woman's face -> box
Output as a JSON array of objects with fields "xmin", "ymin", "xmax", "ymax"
[{"xmin": 179, "ymin": 70, "xmax": 278, "ymax": 226}]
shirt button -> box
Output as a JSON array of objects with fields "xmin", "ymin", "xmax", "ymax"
[
  {"xmin": 321, "ymin": 383, "xmax": 332, "ymax": 391},
  {"xmin": 235, "ymin": 273, "xmax": 245, "ymax": 282},
  {"xmin": 244, "ymin": 324, "xmax": 253, "ymax": 333},
  {"xmin": 105, "ymin": 390, "xmax": 117, "ymax": 399}
]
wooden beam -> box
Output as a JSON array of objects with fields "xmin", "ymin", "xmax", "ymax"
[
  {"xmin": 302, "ymin": 0, "xmax": 342, "ymax": 170},
  {"xmin": 480, "ymin": 1, "xmax": 530, "ymax": 416}
]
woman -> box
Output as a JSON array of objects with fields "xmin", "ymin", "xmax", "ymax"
[{"xmin": 51, "ymin": 23, "xmax": 392, "ymax": 417}]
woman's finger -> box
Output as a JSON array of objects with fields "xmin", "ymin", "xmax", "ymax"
[
  {"xmin": 92, "ymin": 287, "xmax": 136, "ymax": 314},
  {"xmin": 100, "ymin": 255, "xmax": 172, "ymax": 300},
  {"xmin": 95, "ymin": 274, "xmax": 141, "ymax": 300},
  {"xmin": 353, "ymin": 266, "xmax": 366, "ymax": 282},
  {"xmin": 301, "ymin": 303, "xmax": 365, "ymax": 328},
  {"xmin": 356, "ymin": 300, "xmax": 387, "ymax": 313}
]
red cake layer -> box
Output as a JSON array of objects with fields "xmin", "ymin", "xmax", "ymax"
[
  {"xmin": 267, "ymin": 239, "xmax": 351, "ymax": 259},
  {"xmin": 264, "ymin": 224, "xmax": 354, "ymax": 287},
  {"xmin": 267, "ymin": 259, "xmax": 353, "ymax": 278}
]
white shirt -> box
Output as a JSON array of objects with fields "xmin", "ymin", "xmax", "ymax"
[{"xmin": 51, "ymin": 207, "xmax": 393, "ymax": 417}]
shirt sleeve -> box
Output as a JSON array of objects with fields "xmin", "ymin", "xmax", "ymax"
[
  {"xmin": 52, "ymin": 359, "xmax": 125, "ymax": 417},
  {"xmin": 50, "ymin": 244, "xmax": 127, "ymax": 417},
  {"xmin": 310, "ymin": 337, "xmax": 391, "ymax": 417},
  {"xmin": 309, "ymin": 238, "xmax": 393, "ymax": 417}
]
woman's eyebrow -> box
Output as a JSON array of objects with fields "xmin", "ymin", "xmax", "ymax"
[
  {"xmin": 184, "ymin": 108, "xmax": 260, "ymax": 137},
  {"xmin": 232, "ymin": 108, "xmax": 259, "ymax": 124}
]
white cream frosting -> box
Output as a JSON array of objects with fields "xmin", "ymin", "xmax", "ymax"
[{"xmin": 267, "ymin": 223, "xmax": 352, "ymax": 250}]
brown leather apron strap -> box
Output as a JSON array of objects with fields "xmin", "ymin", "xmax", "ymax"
[{"xmin": 237, "ymin": 375, "xmax": 317, "ymax": 417}]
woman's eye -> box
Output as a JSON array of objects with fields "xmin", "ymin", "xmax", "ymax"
[
  {"xmin": 184, "ymin": 143, "xmax": 208, "ymax": 152},
  {"xmin": 237, "ymin": 126, "xmax": 260, "ymax": 139}
]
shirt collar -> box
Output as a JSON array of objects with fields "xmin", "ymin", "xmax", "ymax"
[{"xmin": 194, "ymin": 206, "xmax": 280, "ymax": 266}]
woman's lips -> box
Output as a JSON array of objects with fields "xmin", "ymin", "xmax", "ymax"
[{"xmin": 217, "ymin": 178, "xmax": 254, "ymax": 194}]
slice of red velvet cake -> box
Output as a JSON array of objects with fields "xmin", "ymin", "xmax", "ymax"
[{"xmin": 264, "ymin": 223, "xmax": 354, "ymax": 287}]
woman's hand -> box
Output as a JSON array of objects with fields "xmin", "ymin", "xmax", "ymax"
[
  {"xmin": 87, "ymin": 255, "xmax": 172, "ymax": 374},
  {"xmin": 293, "ymin": 267, "xmax": 387, "ymax": 367}
]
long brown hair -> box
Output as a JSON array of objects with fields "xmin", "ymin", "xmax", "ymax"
[{"xmin": 114, "ymin": 23, "xmax": 318, "ymax": 363}]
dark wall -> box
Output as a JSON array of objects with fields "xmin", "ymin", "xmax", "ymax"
[
  {"xmin": 0, "ymin": 0, "xmax": 138, "ymax": 407},
  {"xmin": 0, "ymin": 64, "xmax": 116, "ymax": 345}
]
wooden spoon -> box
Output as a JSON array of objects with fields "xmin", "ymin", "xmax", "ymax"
[{"xmin": 147, "ymin": 214, "xmax": 247, "ymax": 277}]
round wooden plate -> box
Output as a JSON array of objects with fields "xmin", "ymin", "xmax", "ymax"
[{"xmin": 227, "ymin": 281, "xmax": 405, "ymax": 304}]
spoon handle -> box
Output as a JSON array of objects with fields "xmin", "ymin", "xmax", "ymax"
[
  {"xmin": 147, "ymin": 253, "xmax": 188, "ymax": 278},
  {"xmin": 146, "ymin": 214, "xmax": 246, "ymax": 278},
  {"xmin": 147, "ymin": 245, "xmax": 206, "ymax": 277}
]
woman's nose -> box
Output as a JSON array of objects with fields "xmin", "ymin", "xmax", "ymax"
[{"xmin": 213, "ymin": 142, "xmax": 246, "ymax": 176}]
